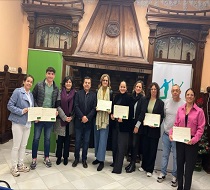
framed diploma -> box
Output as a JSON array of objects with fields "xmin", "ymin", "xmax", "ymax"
[
  {"xmin": 143, "ymin": 113, "xmax": 160, "ymax": 127},
  {"xmin": 97, "ymin": 100, "xmax": 112, "ymax": 112},
  {"xmin": 113, "ymin": 105, "xmax": 129, "ymax": 119},
  {"xmin": 28, "ymin": 107, "xmax": 56, "ymax": 122},
  {"xmin": 173, "ymin": 126, "xmax": 191, "ymax": 143}
]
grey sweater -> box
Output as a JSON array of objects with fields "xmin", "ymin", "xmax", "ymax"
[{"xmin": 163, "ymin": 98, "xmax": 185, "ymax": 133}]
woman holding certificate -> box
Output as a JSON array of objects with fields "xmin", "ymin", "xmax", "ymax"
[
  {"xmin": 111, "ymin": 81, "xmax": 133, "ymax": 174},
  {"xmin": 7, "ymin": 75, "xmax": 34, "ymax": 177},
  {"xmin": 125, "ymin": 80, "xmax": 146, "ymax": 173},
  {"xmin": 92, "ymin": 74, "xmax": 112, "ymax": 171},
  {"xmin": 54, "ymin": 76, "xmax": 75, "ymax": 166},
  {"xmin": 169, "ymin": 88, "xmax": 205, "ymax": 190},
  {"xmin": 139, "ymin": 82, "xmax": 164, "ymax": 177}
]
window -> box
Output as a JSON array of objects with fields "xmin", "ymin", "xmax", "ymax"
[
  {"xmin": 155, "ymin": 36, "xmax": 196, "ymax": 61},
  {"xmin": 36, "ymin": 26, "xmax": 72, "ymax": 49}
]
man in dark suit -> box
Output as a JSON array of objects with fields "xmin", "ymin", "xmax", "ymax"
[{"xmin": 72, "ymin": 76, "xmax": 96, "ymax": 168}]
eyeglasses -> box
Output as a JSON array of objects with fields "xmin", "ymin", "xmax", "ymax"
[{"xmin": 102, "ymin": 80, "xmax": 108, "ymax": 82}]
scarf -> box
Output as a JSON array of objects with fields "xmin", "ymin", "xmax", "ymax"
[
  {"xmin": 96, "ymin": 86, "xmax": 110, "ymax": 130},
  {"xmin": 60, "ymin": 87, "xmax": 75, "ymax": 126},
  {"xmin": 132, "ymin": 92, "xmax": 143, "ymax": 105}
]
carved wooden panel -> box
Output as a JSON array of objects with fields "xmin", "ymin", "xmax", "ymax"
[
  {"xmin": 123, "ymin": 6, "xmax": 143, "ymax": 58},
  {"xmin": 156, "ymin": 27, "xmax": 200, "ymax": 40},
  {"xmin": 102, "ymin": 7, "xmax": 120, "ymax": 56},
  {"xmin": 74, "ymin": 0, "xmax": 148, "ymax": 66},
  {"xmin": 36, "ymin": 17, "xmax": 73, "ymax": 29},
  {"xmin": 0, "ymin": 72, "xmax": 25, "ymax": 143},
  {"xmin": 81, "ymin": 5, "xmax": 108, "ymax": 54},
  {"xmin": 0, "ymin": 90, "xmax": 3, "ymax": 134}
]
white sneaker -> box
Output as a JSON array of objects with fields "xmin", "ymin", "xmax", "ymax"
[
  {"xmin": 147, "ymin": 172, "xmax": 152, "ymax": 177},
  {"xmin": 171, "ymin": 176, "xmax": 177, "ymax": 187},
  {"xmin": 11, "ymin": 166, "xmax": 20, "ymax": 177},
  {"xmin": 157, "ymin": 173, "xmax": 166, "ymax": 183},
  {"xmin": 138, "ymin": 167, "xmax": 144, "ymax": 172},
  {"xmin": 17, "ymin": 164, "xmax": 30, "ymax": 172}
]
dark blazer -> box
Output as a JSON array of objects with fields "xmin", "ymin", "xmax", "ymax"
[
  {"xmin": 111, "ymin": 92, "xmax": 133, "ymax": 132},
  {"xmin": 74, "ymin": 89, "xmax": 96, "ymax": 128},
  {"xmin": 139, "ymin": 98, "xmax": 164, "ymax": 138},
  {"xmin": 133, "ymin": 96, "xmax": 147, "ymax": 132}
]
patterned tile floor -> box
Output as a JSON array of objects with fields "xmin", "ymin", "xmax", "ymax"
[{"xmin": 0, "ymin": 140, "xmax": 209, "ymax": 189}]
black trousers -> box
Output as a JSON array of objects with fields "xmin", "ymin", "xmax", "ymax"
[
  {"xmin": 112, "ymin": 125, "xmax": 129, "ymax": 173},
  {"xmin": 141, "ymin": 135, "xmax": 159, "ymax": 173},
  {"xmin": 130, "ymin": 133, "xmax": 141, "ymax": 162},
  {"xmin": 176, "ymin": 142, "xmax": 198, "ymax": 190},
  {"xmin": 56, "ymin": 125, "xmax": 70, "ymax": 159},
  {"xmin": 112, "ymin": 126, "xmax": 118, "ymax": 164}
]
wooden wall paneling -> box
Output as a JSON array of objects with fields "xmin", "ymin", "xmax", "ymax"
[
  {"xmin": 0, "ymin": 74, "xmax": 4, "ymax": 135},
  {"xmin": 0, "ymin": 72, "xmax": 25, "ymax": 143},
  {"xmin": 0, "ymin": 72, "xmax": 8, "ymax": 143}
]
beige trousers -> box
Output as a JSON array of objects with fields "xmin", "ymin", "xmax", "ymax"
[{"xmin": 11, "ymin": 123, "xmax": 30, "ymax": 167}]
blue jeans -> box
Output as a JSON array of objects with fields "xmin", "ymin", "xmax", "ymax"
[
  {"xmin": 94, "ymin": 125, "xmax": 109, "ymax": 162},
  {"xmin": 161, "ymin": 132, "xmax": 177, "ymax": 177},
  {"xmin": 32, "ymin": 121, "xmax": 53, "ymax": 159},
  {"xmin": 74, "ymin": 124, "xmax": 92, "ymax": 161}
]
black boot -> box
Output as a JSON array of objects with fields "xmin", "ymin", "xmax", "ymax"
[
  {"xmin": 97, "ymin": 162, "xmax": 104, "ymax": 171},
  {"xmin": 126, "ymin": 162, "xmax": 136, "ymax": 173},
  {"xmin": 125, "ymin": 162, "xmax": 132, "ymax": 170},
  {"xmin": 63, "ymin": 158, "xmax": 68, "ymax": 165},
  {"xmin": 56, "ymin": 157, "xmax": 61, "ymax": 165}
]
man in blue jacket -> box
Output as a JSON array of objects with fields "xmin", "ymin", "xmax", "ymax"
[
  {"xmin": 72, "ymin": 76, "xmax": 96, "ymax": 168},
  {"xmin": 30, "ymin": 67, "xmax": 59, "ymax": 169}
]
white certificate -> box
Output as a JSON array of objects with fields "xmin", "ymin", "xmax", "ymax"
[
  {"xmin": 173, "ymin": 126, "xmax": 191, "ymax": 143},
  {"xmin": 143, "ymin": 113, "xmax": 160, "ymax": 127},
  {"xmin": 113, "ymin": 105, "xmax": 129, "ymax": 119},
  {"xmin": 28, "ymin": 107, "xmax": 56, "ymax": 122},
  {"xmin": 28, "ymin": 107, "xmax": 42, "ymax": 121},
  {"xmin": 40, "ymin": 108, "xmax": 56, "ymax": 122},
  {"xmin": 97, "ymin": 100, "xmax": 112, "ymax": 112}
]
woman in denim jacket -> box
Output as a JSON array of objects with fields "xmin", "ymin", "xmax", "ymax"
[{"xmin": 7, "ymin": 75, "xmax": 34, "ymax": 177}]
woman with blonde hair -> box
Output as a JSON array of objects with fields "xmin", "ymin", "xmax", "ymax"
[
  {"xmin": 126, "ymin": 80, "xmax": 146, "ymax": 173},
  {"xmin": 92, "ymin": 74, "xmax": 112, "ymax": 171}
]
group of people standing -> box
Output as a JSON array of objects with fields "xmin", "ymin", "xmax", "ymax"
[{"xmin": 7, "ymin": 68, "xmax": 205, "ymax": 190}]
